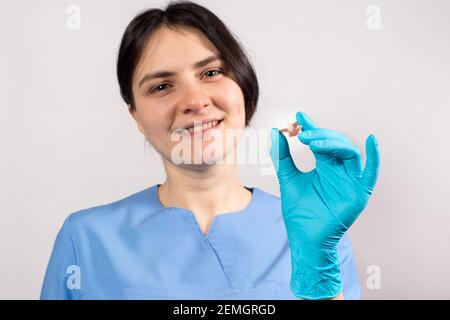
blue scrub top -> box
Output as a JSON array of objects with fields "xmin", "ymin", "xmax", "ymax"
[{"xmin": 40, "ymin": 184, "xmax": 361, "ymax": 300}]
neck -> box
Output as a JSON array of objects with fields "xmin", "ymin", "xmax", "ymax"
[{"xmin": 158, "ymin": 160, "xmax": 252, "ymax": 218}]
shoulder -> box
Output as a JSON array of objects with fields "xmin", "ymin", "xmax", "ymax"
[
  {"xmin": 65, "ymin": 185, "xmax": 159, "ymax": 232},
  {"xmin": 252, "ymin": 187, "xmax": 281, "ymax": 206},
  {"xmin": 250, "ymin": 187, "xmax": 282, "ymax": 222}
]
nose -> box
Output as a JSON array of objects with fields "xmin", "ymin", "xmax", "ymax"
[{"xmin": 177, "ymin": 86, "xmax": 211, "ymax": 114}]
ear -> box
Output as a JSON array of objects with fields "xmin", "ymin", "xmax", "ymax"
[{"xmin": 128, "ymin": 106, "xmax": 145, "ymax": 135}]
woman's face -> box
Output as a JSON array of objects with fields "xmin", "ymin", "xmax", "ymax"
[{"xmin": 130, "ymin": 26, "xmax": 246, "ymax": 167}]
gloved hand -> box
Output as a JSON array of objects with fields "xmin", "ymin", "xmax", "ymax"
[{"xmin": 270, "ymin": 111, "xmax": 380, "ymax": 300}]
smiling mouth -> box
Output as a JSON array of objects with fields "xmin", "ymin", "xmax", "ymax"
[{"xmin": 175, "ymin": 119, "xmax": 224, "ymax": 134}]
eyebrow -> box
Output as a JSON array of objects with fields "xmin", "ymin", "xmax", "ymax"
[{"xmin": 138, "ymin": 55, "xmax": 222, "ymax": 89}]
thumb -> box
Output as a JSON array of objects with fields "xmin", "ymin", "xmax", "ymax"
[{"xmin": 270, "ymin": 128, "xmax": 299, "ymax": 181}]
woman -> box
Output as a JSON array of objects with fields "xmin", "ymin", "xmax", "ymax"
[{"xmin": 40, "ymin": 0, "xmax": 380, "ymax": 300}]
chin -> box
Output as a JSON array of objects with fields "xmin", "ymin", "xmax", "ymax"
[{"xmin": 171, "ymin": 143, "xmax": 237, "ymax": 167}]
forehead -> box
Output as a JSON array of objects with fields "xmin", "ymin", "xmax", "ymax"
[{"xmin": 134, "ymin": 26, "xmax": 220, "ymax": 81}]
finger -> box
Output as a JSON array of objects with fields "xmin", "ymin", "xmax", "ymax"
[
  {"xmin": 299, "ymin": 129, "xmax": 362, "ymax": 176},
  {"xmin": 344, "ymin": 152, "xmax": 364, "ymax": 178},
  {"xmin": 361, "ymin": 135, "xmax": 380, "ymax": 193},
  {"xmin": 309, "ymin": 139, "xmax": 363, "ymax": 176},
  {"xmin": 298, "ymin": 128, "xmax": 351, "ymax": 145},
  {"xmin": 296, "ymin": 111, "xmax": 318, "ymax": 131},
  {"xmin": 309, "ymin": 139, "xmax": 361, "ymax": 159},
  {"xmin": 270, "ymin": 128, "xmax": 300, "ymax": 181}
]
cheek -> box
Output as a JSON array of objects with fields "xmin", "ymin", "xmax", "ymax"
[
  {"xmin": 136, "ymin": 101, "xmax": 171, "ymax": 132},
  {"xmin": 134, "ymin": 101, "xmax": 175, "ymax": 153},
  {"xmin": 215, "ymin": 80, "xmax": 246, "ymax": 124}
]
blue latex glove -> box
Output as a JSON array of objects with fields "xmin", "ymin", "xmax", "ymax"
[{"xmin": 270, "ymin": 111, "xmax": 380, "ymax": 300}]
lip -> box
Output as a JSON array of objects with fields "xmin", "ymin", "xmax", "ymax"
[
  {"xmin": 172, "ymin": 118, "xmax": 224, "ymax": 136},
  {"xmin": 181, "ymin": 118, "xmax": 224, "ymax": 130},
  {"xmin": 172, "ymin": 118, "xmax": 224, "ymax": 133}
]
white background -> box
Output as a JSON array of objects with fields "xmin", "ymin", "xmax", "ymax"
[{"xmin": 1, "ymin": 0, "xmax": 449, "ymax": 299}]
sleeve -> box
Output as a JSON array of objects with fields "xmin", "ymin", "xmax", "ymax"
[
  {"xmin": 337, "ymin": 233, "xmax": 361, "ymax": 300},
  {"xmin": 40, "ymin": 214, "xmax": 81, "ymax": 300}
]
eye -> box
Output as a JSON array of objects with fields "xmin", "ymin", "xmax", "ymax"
[
  {"xmin": 147, "ymin": 69, "xmax": 223, "ymax": 95},
  {"xmin": 203, "ymin": 69, "xmax": 223, "ymax": 79},
  {"xmin": 149, "ymin": 83, "xmax": 171, "ymax": 94}
]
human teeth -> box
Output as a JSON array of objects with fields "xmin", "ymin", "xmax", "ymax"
[
  {"xmin": 203, "ymin": 121, "xmax": 213, "ymax": 130},
  {"xmin": 201, "ymin": 120, "xmax": 218, "ymax": 130},
  {"xmin": 186, "ymin": 120, "xmax": 220, "ymax": 134}
]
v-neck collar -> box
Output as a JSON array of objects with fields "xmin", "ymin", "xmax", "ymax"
[
  {"xmin": 148, "ymin": 184, "xmax": 259, "ymax": 237},
  {"xmin": 150, "ymin": 183, "xmax": 258, "ymax": 217}
]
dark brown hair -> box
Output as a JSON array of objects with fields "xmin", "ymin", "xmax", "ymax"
[{"xmin": 117, "ymin": 0, "xmax": 259, "ymax": 126}]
